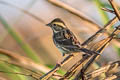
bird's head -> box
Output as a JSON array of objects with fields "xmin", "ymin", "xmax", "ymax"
[{"xmin": 46, "ymin": 18, "xmax": 67, "ymax": 33}]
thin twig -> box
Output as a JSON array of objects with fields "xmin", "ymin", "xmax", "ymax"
[
  {"xmin": 65, "ymin": 34, "xmax": 113, "ymax": 80},
  {"xmin": 0, "ymin": 71, "xmax": 39, "ymax": 80},
  {"xmin": 59, "ymin": 17, "xmax": 118, "ymax": 80},
  {"xmin": 40, "ymin": 19, "xmax": 106, "ymax": 80},
  {"xmin": 66, "ymin": 2, "xmax": 120, "ymax": 79},
  {"xmin": 74, "ymin": 25, "xmax": 120, "ymax": 80},
  {"xmin": 63, "ymin": 10, "xmax": 119, "ymax": 80},
  {"xmin": 0, "ymin": 49, "xmax": 50, "ymax": 73},
  {"xmin": 61, "ymin": 17, "xmax": 118, "ymax": 80},
  {"xmin": 0, "ymin": 49, "xmax": 61, "ymax": 79},
  {"xmin": 39, "ymin": 54, "xmax": 74, "ymax": 80},
  {"xmin": 85, "ymin": 61, "xmax": 120, "ymax": 79},
  {"xmin": 1, "ymin": 0, "xmax": 119, "ymax": 80},
  {"xmin": 104, "ymin": 72, "xmax": 120, "ymax": 80},
  {"xmin": 109, "ymin": 0, "xmax": 120, "ymax": 21},
  {"xmin": 40, "ymin": 16, "xmax": 118, "ymax": 80},
  {"xmin": 40, "ymin": 0, "xmax": 109, "ymax": 79},
  {"xmin": 45, "ymin": 28, "xmax": 107, "ymax": 79},
  {"xmin": 104, "ymin": 75, "xmax": 117, "ymax": 80},
  {"xmin": 61, "ymin": 16, "xmax": 118, "ymax": 79},
  {"xmin": 0, "ymin": 59, "xmax": 41, "ymax": 80},
  {"xmin": 102, "ymin": 8, "xmax": 115, "ymax": 14}
]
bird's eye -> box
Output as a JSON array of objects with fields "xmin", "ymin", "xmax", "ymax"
[{"xmin": 53, "ymin": 24, "xmax": 57, "ymax": 26}]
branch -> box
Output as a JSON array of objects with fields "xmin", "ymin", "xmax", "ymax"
[
  {"xmin": 39, "ymin": 54, "xmax": 74, "ymax": 79},
  {"xmin": 85, "ymin": 61, "xmax": 120, "ymax": 79},
  {"xmin": 74, "ymin": 25, "xmax": 120, "ymax": 80},
  {"xmin": 61, "ymin": 17, "xmax": 117, "ymax": 79},
  {"xmin": 0, "ymin": 49, "xmax": 60, "ymax": 79},
  {"xmin": 104, "ymin": 72, "xmax": 120, "ymax": 80},
  {"xmin": 109, "ymin": 0, "xmax": 120, "ymax": 21},
  {"xmin": 59, "ymin": 54, "xmax": 92, "ymax": 80}
]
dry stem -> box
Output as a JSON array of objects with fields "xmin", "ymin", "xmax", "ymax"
[{"xmin": 85, "ymin": 61, "xmax": 120, "ymax": 79}]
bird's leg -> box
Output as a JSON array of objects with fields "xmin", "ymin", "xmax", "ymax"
[
  {"xmin": 56, "ymin": 55, "xmax": 65, "ymax": 67},
  {"xmin": 56, "ymin": 54, "xmax": 74, "ymax": 67},
  {"xmin": 60, "ymin": 53, "xmax": 74, "ymax": 65},
  {"xmin": 40, "ymin": 53, "xmax": 74, "ymax": 80}
]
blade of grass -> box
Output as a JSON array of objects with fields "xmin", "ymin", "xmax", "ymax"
[
  {"xmin": 0, "ymin": 59, "xmax": 42, "ymax": 80},
  {"xmin": 0, "ymin": 61, "xmax": 27, "ymax": 80},
  {"xmin": 0, "ymin": 49, "xmax": 63, "ymax": 80},
  {"xmin": 93, "ymin": 0, "xmax": 109, "ymax": 24},
  {"xmin": 0, "ymin": 14, "xmax": 41, "ymax": 63}
]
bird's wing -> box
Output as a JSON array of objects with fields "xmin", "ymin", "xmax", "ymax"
[{"xmin": 56, "ymin": 29, "xmax": 81, "ymax": 49}]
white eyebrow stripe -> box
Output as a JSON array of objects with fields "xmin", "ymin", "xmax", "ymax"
[{"xmin": 53, "ymin": 22, "xmax": 66, "ymax": 28}]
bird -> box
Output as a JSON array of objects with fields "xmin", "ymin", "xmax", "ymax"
[{"xmin": 46, "ymin": 18, "xmax": 98, "ymax": 56}]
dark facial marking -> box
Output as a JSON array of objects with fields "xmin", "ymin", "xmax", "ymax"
[{"xmin": 51, "ymin": 18, "xmax": 65, "ymax": 25}]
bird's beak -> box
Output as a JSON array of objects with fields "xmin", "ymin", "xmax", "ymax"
[{"xmin": 46, "ymin": 23, "xmax": 51, "ymax": 27}]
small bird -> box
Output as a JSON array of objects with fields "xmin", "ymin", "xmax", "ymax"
[{"xmin": 46, "ymin": 18, "xmax": 98, "ymax": 56}]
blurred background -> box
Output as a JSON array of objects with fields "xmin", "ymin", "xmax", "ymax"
[{"xmin": 0, "ymin": 0, "xmax": 120, "ymax": 80}]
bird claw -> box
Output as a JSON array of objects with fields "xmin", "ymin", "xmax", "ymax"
[
  {"xmin": 56, "ymin": 62, "xmax": 62, "ymax": 67},
  {"xmin": 82, "ymin": 54, "xmax": 90, "ymax": 58}
]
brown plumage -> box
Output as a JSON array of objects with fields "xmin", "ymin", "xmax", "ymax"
[{"xmin": 46, "ymin": 18, "xmax": 98, "ymax": 56}]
